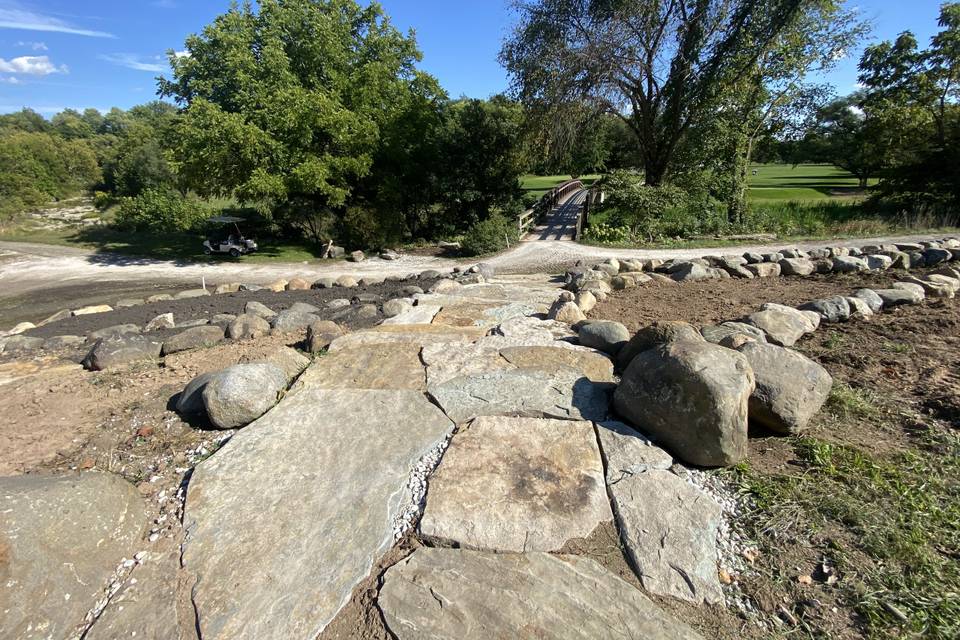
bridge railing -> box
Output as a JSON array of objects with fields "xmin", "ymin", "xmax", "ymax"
[
  {"xmin": 575, "ymin": 187, "xmax": 605, "ymax": 240},
  {"xmin": 518, "ymin": 179, "xmax": 584, "ymax": 237}
]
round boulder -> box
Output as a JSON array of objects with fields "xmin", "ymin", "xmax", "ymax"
[{"xmin": 201, "ymin": 364, "xmax": 288, "ymax": 429}]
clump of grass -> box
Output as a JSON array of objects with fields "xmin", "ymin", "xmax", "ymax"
[
  {"xmin": 733, "ymin": 433, "xmax": 960, "ymax": 639},
  {"xmin": 882, "ymin": 341, "xmax": 912, "ymax": 354},
  {"xmin": 823, "ymin": 331, "xmax": 847, "ymax": 350},
  {"xmin": 825, "ymin": 382, "xmax": 879, "ymax": 420}
]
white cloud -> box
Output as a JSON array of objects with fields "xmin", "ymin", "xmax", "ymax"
[
  {"xmin": 15, "ymin": 40, "xmax": 47, "ymax": 50},
  {"xmin": 0, "ymin": 55, "xmax": 66, "ymax": 75},
  {"xmin": 0, "ymin": 75, "xmax": 21, "ymax": 84},
  {"xmin": 173, "ymin": 50, "xmax": 189, "ymax": 59},
  {"xmin": 0, "ymin": 3, "xmax": 114, "ymax": 38},
  {"xmin": 98, "ymin": 53, "xmax": 167, "ymax": 72},
  {"xmin": 152, "ymin": 0, "xmax": 177, "ymax": 8}
]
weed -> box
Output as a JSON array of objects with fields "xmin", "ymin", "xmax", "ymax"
[
  {"xmin": 825, "ymin": 383, "xmax": 879, "ymax": 420},
  {"xmin": 823, "ymin": 332, "xmax": 847, "ymax": 350},
  {"xmin": 882, "ymin": 341, "xmax": 912, "ymax": 354}
]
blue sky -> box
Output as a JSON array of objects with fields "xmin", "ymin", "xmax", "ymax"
[{"xmin": 0, "ymin": 0, "xmax": 947, "ymax": 116}]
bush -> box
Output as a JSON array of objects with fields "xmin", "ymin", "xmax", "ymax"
[
  {"xmin": 114, "ymin": 189, "xmax": 211, "ymax": 232},
  {"xmin": 460, "ymin": 213, "xmax": 516, "ymax": 256},
  {"xmin": 603, "ymin": 170, "xmax": 690, "ymax": 239},
  {"xmin": 92, "ymin": 191, "xmax": 113, "ymax": 210},
  {"xmin": 582, "ymin": 222, "xmax": 632, "ymax": 243}
]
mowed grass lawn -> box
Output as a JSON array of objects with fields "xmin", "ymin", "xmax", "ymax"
[
  {"xmin": 748, "ymin": 164, "xmax": 874, "ymax": 202},
  {"xmin": 521, "ymin": 174, "xmax": 601, "ymax": 199}
]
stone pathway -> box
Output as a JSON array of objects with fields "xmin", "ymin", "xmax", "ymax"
[{"xmin": 1, "ymin": 273, "xmax": 723, "ymax": 639}]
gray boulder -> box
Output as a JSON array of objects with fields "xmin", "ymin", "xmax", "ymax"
[
  {"xmin": 743, "ymin": 252, "xmax": 764, "ymax": 264},
  {"xmin": 270, "ymin": 309, "xmax": 320, "ymax": 333},
  {"xmin": 82, "ymin": 334, "xmax": 163, "ymax": 371},
  {"xmin": 2, "ymin": 335, "xmax": 45, "ymax": 353},
  {"xmin": 744, "ymin": 307, "xmax": 811, "ymax": 347},
  {"xmin": 43, "ymin": 335, "xmax": 86, "ymax": 349},
  {"xmin": 161, "ymin": 325, "xmax": 225, "ymax": 355},
  {"xmin": 798, "ymin": 296, "xmax": 852, "ymax": 323},
  {"xmin": 174, "ymin": 288, "xmax": 211, "ymax": 299},
  {"xmin": 613, "ymin": 339, "xmax": 754, "ymax": 467},
  {"xmin": 617, "ymin": 321, "xmax": 704, "ymax": 371},
  {"xmin": 210, "ymin": 313, "xmax": 237, "ymax": 329},
  {"xmin": 288, "ymin": 301, "xmax": 321, "ymax": 315},
  {"xmin": 875, "ymin": 288, "xmax": 924, "ymax": 306},
  {"xmin": 145, "ymin": 313, "xmax": 175, "ymax": 331},
  {"xmin": 307, "ymin": 320, "xmax": 343, "ymax": 352},
  {"xmin": 852, "ymin": 288, "xmax": 884, "ymax": 313},
  {"xmin": 177, "ymin": 371, "xmax": 219, "ymax": 416},
  {"xmin": 701, "ymin": 324, "xmax": 767, "ymax": 345},
  {"xmin": 831, "ymin": 256, "xmax": 869, "ymax": 273},
  {"xmin": 669, "ymin": 262, "xmax": 714, "ymax": 282},
  {"xmin": 865, "ymin": 254, "xmax": 893, "ymax": 270},
  {"xmin": 201, "ymin": 364, "xmax": 288, "ymax": 429},
  {"xmin": 311, "ymin": 277, "xmax": 336, "ymax": 289},
  {"xmin": 923, "ymin": 247, "xmax": 952, "ymax": 265},
  {"xmin": 578, "ymin": 320, "xmax": 630, "ymax": 355},
  {"xmin": 737, "ymin": 342, "xmax": 833, "ymax": 434},
  {"xmin": 244, "ymin": 301, "xmax": 276, "ymax": 318},
  {"xmin": 778, "ymin": 258, "xmax": 815, "ymax": 276},
  {"xmin": 227, "ymin": 313, "xmax": 271, "ymax": 340},
  {"xmin": 745, "ymin": 262, "xmax": 781, "ymax": 278},
  {"xmin": 88, "ymin": 323, "xmax": 141, "ymax": 342},
  {"xmin": 382, "ymin": 298, "xmax": 413, "ymax": 318}
]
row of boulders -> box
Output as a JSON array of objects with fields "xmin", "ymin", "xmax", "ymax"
[
  {"xmin": 562, "ymin": 239, "xmax": 960, "ymax": 300},
  {"xmin": 553, "ymin": 266, "xmax": 950, "ymax": 467}
]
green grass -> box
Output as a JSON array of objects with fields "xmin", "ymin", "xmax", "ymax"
[
  {"xmin": 520, "ymin": 174, "xmax": 602, "ymax": 199},
  {"xmin": 747, "ymin": 164, "xmax": 876, "ymax": 202},
  {"xmin": 730, "ymin": 430, "xmax": 960, "ymax": 639}
]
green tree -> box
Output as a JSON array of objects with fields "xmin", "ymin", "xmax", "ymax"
[
  {"xmin": 801, "ymin": 94, "xmax": 888, "ymax": 188},
  {"xmin": 501, "ymin": 0, "xmax": 819, "ymax": 187},
  {"xmin": 160, "ymin": 0, "xmax": 432, "ymax": 236}
]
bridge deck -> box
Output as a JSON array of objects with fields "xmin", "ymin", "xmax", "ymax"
[{"xmin": 521, "ymin": 189, "xmax": 587, "ymax": 242}]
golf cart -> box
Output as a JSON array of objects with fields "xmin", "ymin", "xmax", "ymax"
[{"xmin": 203, "ymin": 215, "xmax": 258, "ymax": 257}]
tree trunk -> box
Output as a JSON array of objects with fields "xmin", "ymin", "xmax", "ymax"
[
  {"xmin": 858, "ymin": 175, "xmax": 868, "ymax": 189},
  {"xmin": 727, "ymin": 134, "xmax": 752, "ymax": 226}
]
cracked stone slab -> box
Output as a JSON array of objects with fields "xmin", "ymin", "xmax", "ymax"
[
  {"xmin": 419, "ymin": 416, "xmax": 612, "ymax": 551},
  {"xmin": 499, "ymin": 345, "xmax": 615, "ymax": 382},
  {"xmin": 493, "ymin": 315, "xmax": 577, "ymax": 342},
  {"xmin": 182, "ymin": 388, "xmax": 454, "ymax": 640},
  {"xmin": 427, "ymin": 367, "xmax": 612, "ymax": 423},
  {"xmin": 431, "ymin": 302, "xmax": 538, "ymax": 329},
  {"xmin": 378, "ymin": 548, "xmax": 704, "ymax": 640},
  {"xmin": 603, "ymin": 467, "xmax": 723, "ymax": 605},
  {"xmin": 595, "ymin": 421, "xmax": 674, "ymax": 484},
  {"xmin": 327, "ymin": 324, "xmax": 486, "ymax": 351},
  {"xmin": 0, "ymin": 473, "xmax": 146, "ymax": 640},
  {"xmin": 294, "ymin": 343, "xmax": 426, "ymax": 391}
]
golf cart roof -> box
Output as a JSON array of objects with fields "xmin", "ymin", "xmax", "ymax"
[{"xmin": 207, "ymin": 215, "xmax": 246, "ymax": 224}]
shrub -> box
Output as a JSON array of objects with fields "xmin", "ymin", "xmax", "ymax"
[
  {"xmin": 582, "ymin": 222, "xmax": 632, "ymax": 243},
  {"xmin": 92, "ymin": 191, "xmax": 112, "ymax": 210},
  {"xmin": 603, "ymin": 170, "xmax": 689, "ymax": 239},
  {"xmin": 114, "ymin": 189, "xmax": 211, "ymax": 232},
  {"xmin": 460, "ymin": 213, "xmax": 516, "ymax": 256}
]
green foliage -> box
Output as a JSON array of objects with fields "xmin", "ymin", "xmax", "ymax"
[
  {"xmin": 460, "ymin": 213, "xmax": 516, "ymax": 256},
  {"xmin": 0, "ymin": 131, "xmax": 101, "ymax": 218},
  {"xmin": 581, "ymin": 222, "xmax": 631, "ymax": 243},
  {"xmin": 114, "ymin": 189, "xmax": 211, "ymax": 232}
]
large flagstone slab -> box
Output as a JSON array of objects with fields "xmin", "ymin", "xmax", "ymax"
[
  {"xmin": 378, "ymin": 548, "xmax": 704, "ymax": 640},
  {"xmin": 380, "ymin": 304, "xmax": 442, "ymax": 325},
  {"xmin": 327, "ymin": 324, "xmax": 486, "ymax": 351},
  {"xmin": 427, "ymin": 368, "xmax": 612, "ymax": 423},
  {"xmin": 0, "ymin": 473, "xmax": 146, "ymax": 640},
  {"xmin": 294, "ymin": 343, "xmax": 426, "ymax": 391},
  {"xmin": 419, "ymin": 416, "xmax": 611, "ymax": 551},
  {"xmin": 499, "ymin": 345, "xmax": 615, "ymax": 382},
  {"xmin": 182, "ymin": 388, "xmax": 454, "ymax": 640}
]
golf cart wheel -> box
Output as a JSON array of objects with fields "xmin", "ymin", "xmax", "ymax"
[
  {"xmin": 203, "ymin": 247, "xmax": 212, "ymax": 255},
  {"xmin": 229, "ymin": 248, "xmax": 241, "ymax": 258}
]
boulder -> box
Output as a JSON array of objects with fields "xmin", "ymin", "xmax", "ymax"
[
  {"xmin": 923, "ymin": 247, "xmax": 952, "ymax": 265},
  {"xmin": 270, "ymin": 309, "xmax": 320, "ymax": 333},
  {"xmin": 762, "ymin": 252, "xmax": 784, "ymax": 263},
  {"xmin": 428, "ymin": 368, "xmax": 611, "ymax": 424},
  {"xmin": 613, "ymin": 339, "xmax": 754, "ymax": 466},
  {"xmin": 238, "ymin": 284, "xmax": 263, "ymax": 292},
  {"xmin": 326, "ymin": 298, "xmax": 351, "ymax": 310},
  {"xmin": 548, "ymin": 300, "xmax": 586, "ymax": 325},
  {"xmin": 82, "ymin": 334, "xmax": 163, "ymax": 370},
  {"xmin": 875, "ymin": 287, "xmax": 924, "ymax": 306},
  {"xmin": 852, "ymin": 288, "xmax": 884, "ymax": 313},
  {"xmin": 43, "ymin": 335, "xmax": 85, "ymax": 349},
  {"xmin": 264, "ymin": 279, "xmax": 288, "ymax": 292},
  {"xmin": 737, "ymin": 342, "xmax": 832, "ymax": 434},
  {"xmin": 574, "ymin": 290, "xmax": 597, "ymax": 313},
  {"xmin": 146, "ymin": 293, "xmax": 173, "ymax": 302},
  {"xmin": 701, "ymin": 324, "xmax": 767, "ymax": 346},
  {"xmin": 210, "ymin": 313, "xmax": 237, "ymax": 329},
  {"xmin": 813, "ymin": 258, "xmax": 834, "ymax": 274},
  {"xmin": 358, "ymin": 276, "xmax": 385, "ymax": 287},
  {"xmin": 865, "ymin": 254, "xmax": 893, "ymax": 270},
  {"xmin": 161, "ymin": 325, "xmax": 225, "ymax": 355},
  {"xmin": 327, "ymin": 245, "xmax": 346, "ymax": 258},
  {"xmin": 306, "ymin": 320, "xmax": 344, "ymax": 352},
  {"xmin": 227, "ymin": 313, "xmax": 271, "ymax": 340},
  {"xmin": 378, "ymin": 549, "xmax": 704, "ymax": 640},
  {"xmin": 745, "ymin": 307, "xmax": 811, "ymax": 347},
  {"xmin": 287, "ymin": 301, "xmax": 320, "ymax": 315},
  {"xmin": 73, "ymin": 304, "xmax": 113, "ymax": 316},
  {"xmin": 176, "ymin": 318, "xmax": 210, "ymax": 329},
  {"xmin": 244, "ymin": 301, "xmax": 276, "ymax": 318},
  {"xmin": 831, "ymin": 256, "xmax": 869, "ymax": 273},
  {"xmin": 239, "ymin": 346, "xmax": 311, "ymax": 383},
  {"xmin": 177, "ymin": 371, "xmax": 220, "ymax": 416},
  {"xmin": 349, "ymin": 250, "xmax": 365, "ymax": 262},
  {"xmin": 286, "ymin": 277, "xmax": 310, "ymax": 291},
  {"xmin": 901, "ymin": 274, "xmax": 957, "ymax": 298},
  {"xmin": 88, "ymin": 323, "xmax": 141, "ymax": 342},
  {"xmin": 382, "ymin": 298, "xmax": 413, "ymax": 318},
  {"xmin": 778, "ymin": 258, "xmax": 815, "ymax": 276},
  {"xmin": 0, "ymin": 474, "xmax": 146, "ymax": 640},
  {"xmin": 577, "ymin": 320, "xmax": 629, "ymax": 355},
  {"xmin": 420, "ymin": 416, "xmax": 612, "ymax": 552},
  {"xmin": 214, "ymin": 282, "xmax": 241, "ymax": 294},
  {"xmin": 893, "ymin": 281, "xmax": 927, "ymax": 300},
  {"xmin": 201, "ymin": 363, "xmax": 288, "ymax": 429},
  {"xmin": 38, "ymin": 309, "xmax": 71, "ymax": 326},
  {"xmin": 1, "ymin": 335, "xmax": 45, "ymax": 353},
  {"xmin": 428, "ymin": 279, "xmax": 462, "ymax": 295},
  {"xmin": 743, "ymin": 252, "xmax": 764, "ymax": 264},
  {"xmin": 617, "ymin": 321, "xmax": 703, "ymax": 371},
  {"xmin": 845, "ymin": 296, "xmax": 874, "ymax": 318},
  {"xmin": 379, "ymin": 249, "xmax": 400, "ymax": 261},
  {"xmin": 183, "ymin": 388, "xmax": 453, "ymax": 639},
  {"xmin": 798, "ymin": 296, "xmax": 852, "ymax": 323},
  {"xmin": 114, "ymin": 298, "xmax": 144, "ymax": 308},
  {"xmin": 311, "ymin": 277, "xmax": 337, "ymax": 289},
  {"xmin": 334, "ymin": 275, "xmax": 358, "ymax": 288},
  {"xmin": 669, "ymin": 262, "xmax": 714, "ymax": 282},
  {"xmin": 173, "ymin": 288, "xmax": 211, "ymax": 299},
  {"xmin": 356, "ymin": 304, "xmax": 379, "ymax": 319},
  {"xmin": 745, "ymin": 262, "xmax": 781, "ymax": 278},
  {"xmin": 145, "ymin": 313, "xmax": 175, "ymax": 331}
]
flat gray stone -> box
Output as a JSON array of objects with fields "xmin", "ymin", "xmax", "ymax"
[
  {"xmin": 852, "ymin": 288, "xmax": 884, "ymax": 313},
  {"xmin": 0, "ymin": 473, "xmax": 145, "ymax": 640},
  {"xmin": 296, "ymin": 343, "xmax": 426, "ymax": 391},
  {"xmin": 239, "ymin": 346, "xmax": 310, "ymax": 383},
  {"xmin": 798, "ymin": 296, "xmax": 851, "ymax": 323},
  {"xmin": 145, "ymin": 313, "xmax": 175, "ymax": 331},
  {"xmin": 577, "ymin": 320, "xmax": 630, "ymax": 355},
  {"xmin": 379, "ymin": 548, "xmax": 704, "ymax": 640},
  {"xmin": 88, "ymin": 323, "xmax": 141, "ymax": 342},
  {"xmin": 595, "ymin": 421, "xmax": 673, "ymax": 483},
  {"xmin": 745, "ymin": 307, "xmax": 811, "ymax": 347},
  {"xmin": 876, "ymin": 287, "xmax": 924, "ymax": 306},
  {"xmin": 270, "ymin": 310, "xmax": 320, "ymax": 333},
  {"xmin": 183, "ymin": 389, "xmax": 453, "ymax": 640},
  {"xmin": 606, "ymin": 468, "xmax": 723, "ymax": 604},
  {"xmin": 778, "ymin": 258, "xmax": 815, "ymax": 275},
  {"xmin": 161, "ymin": 325, "xmax": 225, "ymax": 355},
  {"xmin": 227, "ymin": 313, "xmax": 271, "ymax": 340},
  {"xmin": 82, "ymin": 333, "xmax": 163, "ymax": 370},
  {"xmin": 428, "ymin": 368, "xmax": 611, "ymax": 424},
  {"xmin": 420, "ymin": 416, "xmax": 611, "ymax": 552},
  {"xmin": 1, "ymin": 335, "xmax": 45, "ymax": 353},
  {"xmin": 174, "ymin": 288, "xmax": 211, "ymax": 299},
  {"xmin": 380, "ymin": 304, "xmax": 441, "ymax": 325}
]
